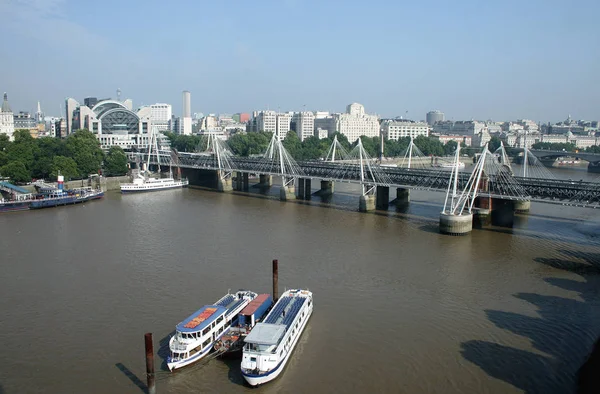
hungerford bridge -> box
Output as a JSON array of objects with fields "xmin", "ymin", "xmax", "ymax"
[{"xmin": 128, "ymin": 134, "xmax": 600, "ymax": 235}]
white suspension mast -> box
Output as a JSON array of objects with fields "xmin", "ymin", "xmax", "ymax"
[
  {"xmin": 523, "ymin": 132, "xmax": 528, "ymax": 178},
  {"xmin": 358, "ymin": 138, "xmax": 366, "ymax": 194},
  {"xmin": 146, "ymin": 127, "xmax": 153, "ymax": 173},
  {"xmin": 332, "ymin": 135, "xmax": 337, "ymax": 162},
  {"xmin": 467, "ymin": 145, "xmax": 488, "ymax": 213},
  {"xmin": 451, "ymin": 143, "xmax": 461, "ymax": 212},
  {"xmin": 408, "ymin": 137, "xmax": 414, "ymax": 169}
]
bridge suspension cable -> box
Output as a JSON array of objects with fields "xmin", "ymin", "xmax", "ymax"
[
  {"xmin": 518, "ymin": 147, "xmax": 556, "ymax": 179},
  {"xmin": 256, "ymin": 133, "xmax": 305, "ymax": 183},
  {"xmin": 324, "ymin": 135, "xmax": 351, "ymax": 162}
]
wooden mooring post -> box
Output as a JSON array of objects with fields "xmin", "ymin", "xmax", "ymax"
[
  {"xmin": 144, "ymin": 333, "xmax": 156, "ymax": 394},
  {"xmin": 272, "ymin": 259, "xmax": 279, "ymax": 303}
]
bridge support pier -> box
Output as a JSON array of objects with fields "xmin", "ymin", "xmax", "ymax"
[
  {"xmin": 259, "ymin": 174, "xmax": 272, "ymax": 187},
  {"xmin": 439, "ymin": 212, "xmax": 473, "ymax": 235},
  {"xmin": 216, "ymin": 171, "xmax": 233, "ymax": 193},
  {"xmin": 317, "ymin": 180, "xmax": 334, "ymax": 195},
  {"xmin": 514, "ymin": 200, "xmax": 531, "ymax": 214},
  {"xmin": 376, "ymin": 186, "xmax": 389, "ymax": 210},
  {"xmin": 472, "ymin": 196, "xmax": 492, "ymax": 227},
  {"xmin": 233, "ymin": 172, "xmax": 243, "ymax": 191},
  {"xmin": 280, "ymin": 184, "xmax": 296, "ymax": 201},
  {"xmin": 491, "ymin": 198, "xmax": 515, "ymax": 227},
  {"xmin": 297, "ymin": 178, "xmax": 312, "ymax": 200},
  {"xmin": 359, "ymin": 195, "xmax": 376, "ymax": 212},
  {"xmin": 242, "ymin": 173, "xmax": 249, "ymax": 191},
  {"xmin": 395, "ymin": 188, "xmax": 410, "ymax": 204}
]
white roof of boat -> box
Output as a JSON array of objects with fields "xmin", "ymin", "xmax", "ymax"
[{"xmin": 244, "ymin": 323, "xmax": 286, "ymax": 345}]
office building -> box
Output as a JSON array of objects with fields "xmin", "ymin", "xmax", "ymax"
[
  {"xmin": 381, "ymin": 120, "xmax": 429, "ymax": 140},
  {"xmin": 182, "ymin": 91, "xmax": 192, "ymax": 135},
  {"xmin": 291, "ymin": 111, "xmax": 315, "ymax": 141},
  {"xmin": 335, "ymin": 103, "xmax": 380, "ymax": 142}
]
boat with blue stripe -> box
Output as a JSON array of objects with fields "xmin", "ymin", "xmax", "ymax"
[
  {"xmin": 241, "ymin": 289, "xmax": 313, "ymax": 386},
  {"xmin": 167, "ymin": 290, "xmax": 257, "ymax": 371}
]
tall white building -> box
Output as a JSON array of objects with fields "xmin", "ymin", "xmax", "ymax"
[
  {"xmin": 276, "ymin": 113, "xmax": 291, "ymax": 140},
  {"xmin": 148, "ymin": 103, "xmax": 172, "ymax": 131},
  {"xmin": 381, "ymin": 120, "xmax": 429, "ymax": 140},
  {"xmin": 335, "ymin": 103, "xmax": 380, "ymax": 142},
  {"xmin": 255, "ymin": 110, "xmax": 277, "ymax": 133},
  {"xmin": 292, "ymin": 112, "xmax": 315, "ymax": 141},
  {"xmin": 0, "ymin": 93, "xmax": 14, "ymax": 140},
  {"xmin": 182, "ymin": 91, "xmax": 192, "ymax": 135}
]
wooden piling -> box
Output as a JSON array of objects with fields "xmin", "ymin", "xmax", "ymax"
[
  {"xmin": 144, "ymin": 333, "xmax": 156, "ymax": 394},
  {"xmin": 272, "ymin": 259, "xmax": 279, "ymax": 303}
]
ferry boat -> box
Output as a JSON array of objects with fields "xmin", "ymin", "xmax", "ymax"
[
  {"xmin": 0, "ymin": 176, "xmax": 103, "ymax": 212},
  {"xmin": 167, "ymin": 290, "xmax": 258, "ymax": 371},
  {"xmin": 120, "ymin": 127, "xmax": 188, "ymax": 193},
  {"xmin": 213, "ymin": 293, "xmax": 273, "ymax": 355},
  {"xmin": 120, "ymin": 172, "xmax": 188, "ymax": 193},
  {"xmin": 435, "ymin": 161, "xmax": 465, "ymax": 169},
  {"xmin": 241, "ymin": 289, "xmax": 313, "ymax": 386}
]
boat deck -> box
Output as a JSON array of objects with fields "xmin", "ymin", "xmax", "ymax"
[
  {"xmin": 240, "ymin": 294, "xmax": 271, "ymax": 316},
  {"xmin": 176, "ymin": 305, "xmax": 227, "ymax": 332},
  {"xmin": 264, "ymin": 296, "xmax": 307, "ymax": 329}
]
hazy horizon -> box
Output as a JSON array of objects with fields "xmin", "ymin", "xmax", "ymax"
[{"xmin": 1, "ymin": 0, "xmax": 599, "ymax": 124}]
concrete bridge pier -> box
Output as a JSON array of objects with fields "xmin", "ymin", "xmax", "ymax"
[
  {"xmin": 242, "ymin": 173, "xmax": 249, "ymax": 191},
  {"xmin": 472, "ymin": 196, "xmax": 492, "ymax": 228},
  {"xmin": 359, "ymin": 195, "xmax": 376, "ymax": 212},
  {"xmin": 514, "ymin": 200, "xmax": 531, "ymax": 214},
  {"xmin": 316, "ymin": 180, "xmax": 334, "ymax": 195},
  {"xmin": 491, "ymin": 198, "xmax": 515, "ymax": 227},
  {"xmin": 395, "ymin": 188, "xmax": 410, "ymax": 204},
  {"xmin": 233, "ymin": 172, "xmax": 243, "ymax": 191},
  {"xmin": 216, "ymin": 171, "xmax": 233, "ymax": 192},
  {"xmin": 297, "ymin": 178, "xmax": 312, "ymax": 200},
  {"xmin": 439, "ymin": 212, "xmax": 473, "ymax": 235},
  {"xmin": 280, "ymin": 182, "xmax": 296, "ymax": 201},
  {"xmin": 259, "ymin": 174, "xmax": 272, "ymax": 187},
  {"xmin": 376, "ymin": 186, "xmax": 390, "ymax": 210},
  {"xmin": 588, "ymin": 161, "xmax": 600, "ymax": 173}
]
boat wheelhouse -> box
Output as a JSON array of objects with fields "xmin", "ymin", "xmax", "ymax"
[
  {"xmin": 214, "ymin": 293, "xmax": 273, "ymax": 355},
  {"xmin": 241, "ymin": 289, "xmax": 313, "ymax": 386},
  {"xmin": 167, "ymin": 290, "xmax": 257, "ymax": 371}
]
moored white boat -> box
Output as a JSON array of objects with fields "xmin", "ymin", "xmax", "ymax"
[
  {"xmin": 120, "ymin": 126, "xmax": 188, "ymax": 193},
  {"xmin": 167, "ymin": 290, "xmax": 257, "ymax": 371},
  {"xmin": 120, "ymin": 173, "xmax": 188, "ymax": 193},
  {"xmin": 241, "ymin": 289, "xmax": 313, "ymax": 386}
]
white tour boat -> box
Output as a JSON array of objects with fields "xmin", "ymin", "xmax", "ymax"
[
  {"xmin": 120, "ymin": 172, "xmax": 188, "ymax": 193},
  {"xmin": 241, "ymin": 289, "xmax": 313, "ymax": 386},
  {"xmin": 167, "ymin": 290, "xmax": 257, "ymax": 371},
  {"xmin": 120, "ymin": 127, "xmax": 188, "ymax": 193}
]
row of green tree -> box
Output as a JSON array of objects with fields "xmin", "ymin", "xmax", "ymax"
[
  {"xmin": 531, "ymin": 142, "xmax": 577, "ymax": 152},
  {"xmin": 0, "ymin": 130, "xmax": 128, "ymax": 183},
  {"xmin": 165, "ymin": 131, "xmax": 465, "ymax": 160}
]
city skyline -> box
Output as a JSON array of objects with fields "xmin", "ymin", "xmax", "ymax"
[{"xmin": 1, "ymin": 0, "xmax": 599, "ymax": 123}]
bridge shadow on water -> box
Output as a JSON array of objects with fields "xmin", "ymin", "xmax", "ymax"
[{"xmin": 460, "ymin": 249, "xmax": 600, "ymax": 393}]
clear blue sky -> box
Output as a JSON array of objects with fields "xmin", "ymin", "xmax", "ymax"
[{"xmin": 1, "ymin": 0, "xmax": 599, "ymax": 123}]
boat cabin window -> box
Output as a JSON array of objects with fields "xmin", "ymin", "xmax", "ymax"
[
  {"xmin": 216, "ymin": 315, "xmax": 224, "ymax": 324},
  {"xmin": 202, "ymin": 327, "xmax": 211, "ymax": 336},
  {"xmin": 203, "ymin": 339, "xmax": 211, "ymax": 348}
]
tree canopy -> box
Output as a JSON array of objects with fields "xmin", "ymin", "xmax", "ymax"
[
  {"xmin": 103, "ymin": 146, "xmax": 128, "ymax": 176},
  {"xmin": 51, "ymin": 156, "xmax": 79, "ymax": 180}
]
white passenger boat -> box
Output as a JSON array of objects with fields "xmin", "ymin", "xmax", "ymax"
[
  {"xmin": 167, "ymin": 290, "xmax": 257, "ymax": 371},
  {"xmin": 120, "ymin": 126, "xmax": 188, "ymax": 193},
  {"xmin": 120, "ymin": 172, "xmax": 188, "ymax": 193},
  {"xmin": 241, "ymin": 289, "xmax": 313, "ymax": 386}
]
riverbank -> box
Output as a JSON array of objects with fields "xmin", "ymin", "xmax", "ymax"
[{"xmin": 21, "ymin": 175, "xmax": 130, "ymax": 193}]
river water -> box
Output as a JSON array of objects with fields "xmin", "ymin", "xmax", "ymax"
[{"xmin": 1, "ymin": 165, "xmax": 600, "ymax": 394}]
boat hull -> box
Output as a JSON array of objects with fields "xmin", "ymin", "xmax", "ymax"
[
  {"xmin": 242, "ymin": 301, "xmax": 313, "ymax": 386},
  {"xmin": 0, "ymin": 202, "xmax": 31, "ymax": 212},
  {"xmin": 120, "ymin": 182, "xmax": 188, "ymax": 193},
  {"xmin": 167, "ymin": 329, "xmax": 228, "ymax": 371}
]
